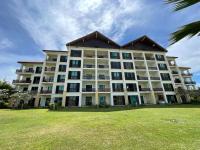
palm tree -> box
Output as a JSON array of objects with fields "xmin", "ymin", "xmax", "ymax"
[{"xmin": 166, "ymin": 0, "xmax": 200, "ymax": 45}]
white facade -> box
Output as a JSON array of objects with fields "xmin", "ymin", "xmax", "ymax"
[{"xmin": 13, "ymin": 32, "xmax": 196, "ymax": 107}]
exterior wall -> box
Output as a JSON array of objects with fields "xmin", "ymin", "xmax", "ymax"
[{"xmin": 13, "ymin": 47, "xmax": 195, "ymax": 107}]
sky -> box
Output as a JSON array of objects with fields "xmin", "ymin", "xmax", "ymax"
[{"xmin": 0, "ymin": 0, "xmax": 199, "ymax": 86}]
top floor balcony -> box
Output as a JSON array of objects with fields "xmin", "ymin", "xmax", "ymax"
[{"xmin": 16, "ymin": 68, "xmax": 34, "ymax": 74}]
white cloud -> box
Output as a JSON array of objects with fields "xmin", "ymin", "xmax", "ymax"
[
  {"xmin": 167, "ymin": 36, "xmax": 200, "ymax": 73},
  {"xmin": 11, "ymin": 0, "xmax": 148, "ymax": 49},
  {"xmin": 0, "ymin": 38, "xmax": 13, "ymax": 49}
]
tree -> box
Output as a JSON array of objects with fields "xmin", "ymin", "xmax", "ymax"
[
  {"xmin": 166, "ymin": 0, "xmax": 200, "ymax": 45},
  {"xmin": 9, "ymin": 92, "xmax": 32, "ymax": 109}
]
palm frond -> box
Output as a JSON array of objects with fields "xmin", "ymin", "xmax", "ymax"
[
  {"xmin": 166, "ymin": 0, "xmax": 200, "ymax": 11},
  {"xmin": 170, "ymin": 20, "xmax": 200, "ymax": 45}
]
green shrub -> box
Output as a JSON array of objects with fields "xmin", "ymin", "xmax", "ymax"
[{"xmin": 0, "ymin": 101, "xmax": 9, "ymax": 108}]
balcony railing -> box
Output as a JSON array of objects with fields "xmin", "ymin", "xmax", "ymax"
[
  {"xmin": 16, "ymin": 69, "xmax": 34, "ymax": 73},
  {"xmin": 82, "ymin": 88, "xmax": 96, "ymax": 92},
  {"xmin": 134, "ymin": 57, "xmax": 144, "ymax": 60},
  {"xmin": 153, "ymin": 88, "xmax": 163, "ymax": 91},
  {"xmin": 148, "ymin": 67, "xmax": 157, "ymax": 70},
  {"xmin": 98, "ymin": 88, "xmax": 110, "ymax": 92},
  {"xmin": 97, "ymin": 55, "xmax": 108, "ymax": 58},
  {"xmin": 150, "ymin": 77, "xmax": 160, "ymax": 80},
  {"xmin": 83, "ymin": 64, "xmax": 95, "ymax": 68},
  {"xmin": 98, "ymin": 65, "xmax": 109, "ymax": 68},
  {"xmin": 13, "ymin": 80, "xmax": 31, "ymax": 84},
  {"xmin": 45, "ymin": 67, "xmax": 56, "ymax": 72},
  {"xmin": 139, "ymin": 88, "xmax": 151, "ymax": 91},
  {"xmin": 181, "ymin": 73, "xmax": 192, "ymax": 76},
  {"xmin": 84, "ymin": 55, "xmax": 95, "ymax": 58},
  {"xmin": 137, "ymin": 76, "xmax": 148, "ymax": 80},
  {"xmin": 98, "ymin": 76, "xmax": 110, "ymax": 80},
  {"xmin": 113, "ymin": 88, "xmax": 124, "ymax": 92},
  {"xmin": 184, "ymin": 81, "xmax": 196, "ymax": 84},
  {"xmin": 146, "ymin": 57, "xmax": 155, "ymax": 60},
  {"xmin": 43, "ymin": 78, "xmax": 54, "ymax": 82},
  {"xmin": 55, "ymin": 90, "xmax": 64, "ymax": 94},
  {"xmin": 40, "ymin": 90, "xmax": 52, "ymax": 94},
  {"xmin": 172, "ymin": 71, "xmax": 179, "ymax": 74},
  {"xmin": 83, "ymin": 76, "xmax": 95, "ymax": 80},
  {"xmin": 46, "ymin": 58, "xmax": 57, "ymax": 62},
  {"xmin": 135, "ymin": 66, "xmax": 146, "ymax": 70},
  {"xmin": 175, "ymin": 80, "xmax": 182, "ymax": 83}
]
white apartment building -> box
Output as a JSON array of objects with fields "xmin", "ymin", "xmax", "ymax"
[{"xmin": 13, "ymin": 31, "xmax": 196, "ymax": 107}]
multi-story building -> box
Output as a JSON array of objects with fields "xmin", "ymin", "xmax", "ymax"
[{"xmin": 13, "ymin": 31, "xmax": 196, "ymax": 107}]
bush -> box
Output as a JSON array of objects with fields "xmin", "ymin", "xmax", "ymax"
[{"xmin": 0, "ymin": 101, "xmax": 9, "ymax": 108}]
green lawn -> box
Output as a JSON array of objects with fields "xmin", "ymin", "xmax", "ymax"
[{"xmin": 0, "ymin": 105, "xmax": 200, "ymax": 150}]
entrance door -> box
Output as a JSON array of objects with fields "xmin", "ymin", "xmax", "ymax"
[
  {"xmin": 140, "ymin": 96, "xmax": 144, "ymax": 104},
  {"xmin": 85, "ymin": 96, "xmax": 92, "ymax": 106},
  {"xmin": 99, "ymin": 96, "xmax": 106, "ymax": 106},
  {"xmin": 129, "ymin": 95, "xmax": 138, "ymax": 106}
]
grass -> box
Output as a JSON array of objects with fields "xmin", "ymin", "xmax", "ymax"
[{"xmin": 0, "ymin": 105, "xmax": 200, "ymax": 150}]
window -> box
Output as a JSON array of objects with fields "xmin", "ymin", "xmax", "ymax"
[
  {"xmin": 85, "ymin": 97, "xmax": 92, "ymax": 106},
  {"xmin": 70, "ymin": 50, "xmax": 82, "ymax": 57},
  {"xmin": 156, "ymin": 54, "xmax": 165, "ymax": 61},
  {"xmin": 111, "ymin": 62, "xmax": 121, "ymax": 69},
  {"xmin": 111, "ymin": 72, "xmax": 122, "ymax": 80},
  {"xmin": 66, "ymin": 96, "xmax": 79, "ymax": 106},
  {"xmin": 123, "ymin": 62, "xmax": 133, "ymax": 69},
  {"xmin": 35, "ymin": 67, "xmax": 42, "ymax": 74},
  {"xmin": 110, "ymin": 52, "xmax": 120, "ymax": 59},
  {"xmin": 60, "ymin": 56, "xmax": 67, "ymax": 62},
  {"xmin": 158, "ymin": 64, "xmax": 168, "ymax": 70},
  {"xmin": 69, "ymin": 60, "xmax": 81, "ymax": 68},
  {"xmin": 112, "ymin": 83, "xmax": 123, "ymax": 92},
  {"xmin": 57, "ymin": 75, "xmax": 65, "ymax": 82},
  {"xmin": 67, "ymin": 83, "xmax": 80, "ymax": 92},
  {"xmin": 59, "ymin": 65, "xmax": 67, "ymax": 72},
  {"xmin": 113, "ymin": 96, "xmax": 125, "ymax": 105},
  {"xmin": 56, "ymin": 85, "xmax": 64, "ymax": 94},
  {"xmin": 68, "ymin": 71, "xmax": 80, "ymax": 79},
  {"xmin": 122, "ymin": 53, "xmax": 132, "ymax": 59},
  {"xmin": 126, "ymin": 83, "xmax": 137, "ymax": 92},
  {"xmin": 125, "ymin": 72, "xmax": 135, "ymax": 80},
  {"xmin": 31, "ymin": 87, "xmax": 38, "ymax": 92},
  {"xmin": 166, "ymin": 95, "xmax": 177, "ymax": 103},
  {"xmin": 163, "ymin": 84, "xmax": 174, "ymax": 91},
  {"xmin": 98, "ymin": 84, "xmax": 106, "ymax": 92},
  {"xmin": 160, "ymin": 73, "xmax": 171, "ymax": 81},
  {"xmin": 33, "ymin": 77, "xmax": 40, "ymax": 84}
]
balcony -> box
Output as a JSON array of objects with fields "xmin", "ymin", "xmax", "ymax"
[
  {"xmin": 13, "ymin": 80, "xmax": 31, "ymax": 84},
  {"xmin": 98, "ymin": 65, "xmax": 109, "ymax": 69},
  {"xmin": 98, "ymin": 88, "xmax": 110, "ymax": 92},
  {"xmin": 82, "ymin": 88, "xmax": 96, "ymax": 92},
  {"xmin": 148, "ymin": 67, "xmax": 157, "ymax": 70},
  {"xmin": 97, "ymin": 55, "xmax": 108, "ymax": 58},
  {"xmin": 174, "ymin": 79, "xmax": 182, "ymax": 84},
  {"xmin": 184, "ymin": 81, "xmax": 196, "ymax": 85},
  {"xmin": 113, "ymin": 88, "xmax": 124, "ymax": 92},
  {"xmin": 139, "ymin": 88, "xmax": 151, "ymax": 92},
  {"xmin": 83, "ymin": 76, "xmax": 95, "ymax": 80},
  {"xmin": 135, "ymin": 66, "xmax": 146, "ymax": 70},
  {"xmin": 40, "ymin": 90, "xmax": 52, "ymax": 94},
  {"xmin": 98, "ymin": 75, "xmax": 110, "ymax": 80},
  {"xmin": 150, "ymin": 77, "xmax": 160, "ymax": 80},
  {"xmin": 172, "ymin": 71, "xmax": 179, "ymax": 74},
  {"xmin": 84, "ymin": 55, "xmax": 95, "ymax": 58},
  {"xmin": 46, "ymin": 58, "xmax": 57, "ymax": 62},
  {"xmin": 153, "ymin": 88, "xmax": 163, "ymax": 91},
  {"xmin": 137, "ymin": 76, "xmax": 148, "ymax": 80},
  {"xmin": 43, "ymin": 78, "xmax": 54, "ymax": 83},
  {"xmin": 134, "ymin": 57, "xmax": 144, "ymax": 60},
  {"xmin": 181, "ymin": 73, "xmax": 192, "ymax": 76},
  {"xmin": 146, "ymin": 57, "xmax": 155, "ymax": 60},
  {"xmin": 55, "ymin": 90, "xmax": 64, "ymax": 94},
  {"xmin": 83, "ymin": 64, "xmax": 95, "ymax": 68},
  {"xmin": 16, "ymin": 69, "xmax": 34, "ymax": 74},
  {"xmin": 45, "ymin": 67, "xmax": 55, "ymax": 72},
  {"xmin": 30, "ymin": 90, "xmax": 38, "ymax": 94}
]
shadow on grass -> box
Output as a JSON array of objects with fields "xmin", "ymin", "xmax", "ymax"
[{"xmin": 48, "ymin": 104, "xmax": 200, "ymax": 112}]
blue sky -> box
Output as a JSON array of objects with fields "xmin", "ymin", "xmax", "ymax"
[{"xmin": 0, "ymin": 0, "xmax": 199, "ymax": 85}]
